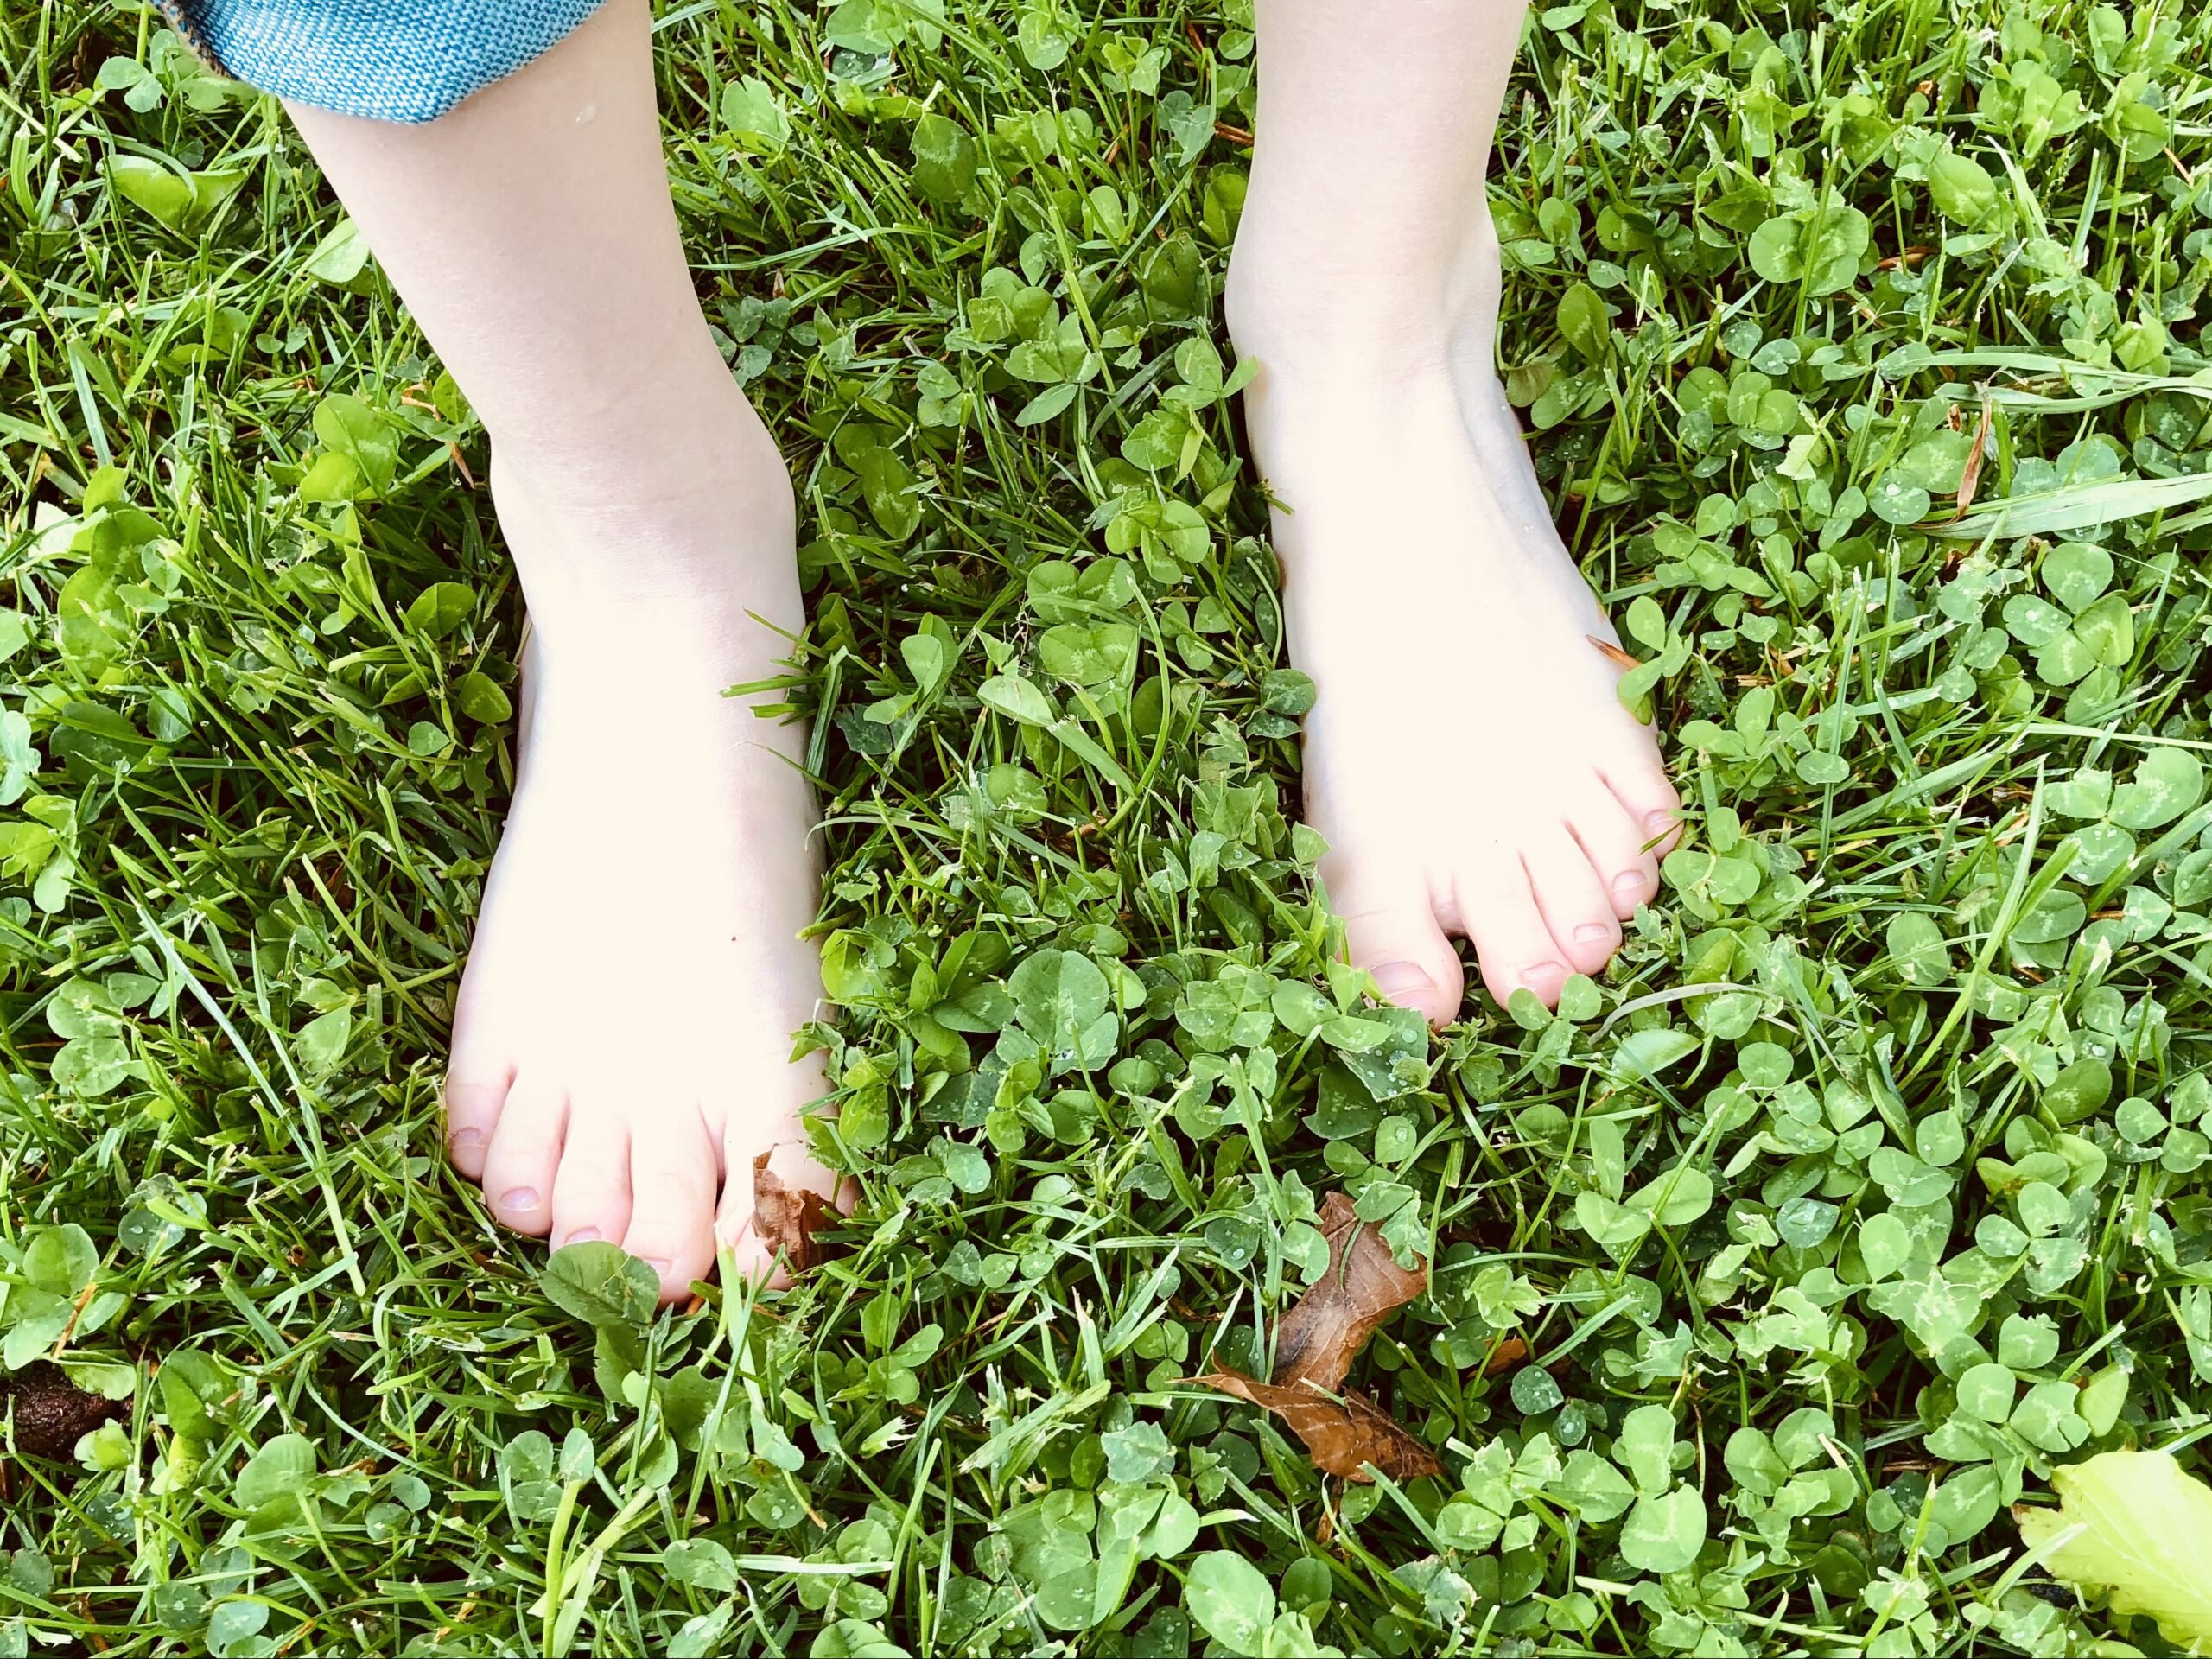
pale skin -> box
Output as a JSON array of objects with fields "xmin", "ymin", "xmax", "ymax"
[
  {"xmin": 287, "ymin": 0, "xmax": 1677, "ymax": 1301},
  {"xmin": 1227, "ymin": 0, "xmax": 1682, "ymax": 1022}
]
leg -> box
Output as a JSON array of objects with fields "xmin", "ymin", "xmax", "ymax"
[
  {"xmin": 1227, "ymin": 0, "xmax": 1681, "ymax": 1020},
  {"xmin": 288, "ymin": 0, "xmax": 842, "ymax": 1298}
]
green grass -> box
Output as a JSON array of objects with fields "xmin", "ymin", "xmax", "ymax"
[{"xmin": 4, "ymin": 0, "xmax": 2212, "ymax": 1652}]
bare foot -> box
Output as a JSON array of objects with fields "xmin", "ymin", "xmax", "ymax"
[
  {"xmin": 1229, "ymin": 223, "xmax": 1681, "ymax": 1020},
  {"xmin": 439, "ymin": 391, "xmax": 846, "ymax": 1300}
]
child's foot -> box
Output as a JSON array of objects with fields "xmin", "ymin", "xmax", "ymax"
[
  {"xmin": 438, "ymin": 398, "xmax": 846, "ymax": 1300},
  {"xmin": 1229, "ymin": 227, "xmax": 1681, "ymax": 1021}
]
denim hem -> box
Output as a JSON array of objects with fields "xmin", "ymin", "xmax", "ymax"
[
  {"xmin": 162, "ymin": 0, "xmax": 611, "ymax": 124},
  {"xmin": 154, "ymin": 0, "xmax": 231, "ymax": 79}
]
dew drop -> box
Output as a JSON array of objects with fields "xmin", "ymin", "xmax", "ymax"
[{"xmin": 575, "ymin": 101, "xmax": 597, "ymax": 126}]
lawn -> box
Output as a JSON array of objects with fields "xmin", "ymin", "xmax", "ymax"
[{"xmin": 4, "ymin": 0, "xmax": 2212, "ymax": 1652}]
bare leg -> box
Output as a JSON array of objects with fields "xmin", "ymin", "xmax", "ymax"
[
  {"xmin": 1229, "ymin": 0, "xmax": 1681, "ymax": 1020},
  {"xmin": 289, "ymin": 0, "xmax": 841, "ymax": 1297}
]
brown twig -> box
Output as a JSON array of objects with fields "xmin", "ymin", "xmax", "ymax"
[
  {"xmin": 51, "ymin": 1281, "xmax": 99, "ymax": 1359},
  {"xmin": 1589, "ymin": 634, "xmax": 1642, "ymax": 672}
]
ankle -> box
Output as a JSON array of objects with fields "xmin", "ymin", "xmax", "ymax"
[
  {"xmin": 486, "ymin": 399, "xmax": 799, "ymax": 631},
  {"xmin": 1224, "ymin": 210, "xmax": 1503, "ymax": 387},
  {"xmin": 491, "ymin": 381, "xmax": 791, "ymax": 535},
  {"xmin": 486, "ymin": 345, "xmax": 785, "ymax": 512}
]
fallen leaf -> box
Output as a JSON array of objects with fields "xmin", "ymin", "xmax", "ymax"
[
  {"xmin": 1182, "ymin": 1191, "xmax": 1438, "ymax": 1483},
  {"xmin": 1954, "ymin": 392, "xmax": 1993, "ymax": 519},
  {"xmin": 2014, "ymin": 1448, "xmax": 2212, "ymax": 1648},
  {"xmin": 749, "ymin": 1151, "xmax": 838, "ymax": 1273},
  {"xmin": 1484, "ymin": 1335, "xmax": 1530, "ymax": 1376},
  {"xmin": 1189, "ymin": 1371, "xmax": 1440, "ymax": 1482},
  {"xmin": 1270, "ymin": 1191, "xmax": 1427, "ymax": 1392}
]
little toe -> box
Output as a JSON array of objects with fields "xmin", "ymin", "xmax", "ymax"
[
  {"xmin": 479, "ymin": 1079, "xmax": 567, "ymax": 1236},
  {"xmin": 1322, "ymin": 857, "xmax": 1465, "ymax": 1027},
  {"xmin": 1521, "ymin": 833, "xmax": 1622, "ymax": 976},
  {"xmin": 1453, "ymin": 855, "xmax": 1571, "ymax": 1008},
  {"xmin": 619, "ymin": 1106, "xmax": 721, "ymax": 1302},
  {"xmin": 442, "ymin": 1050, "xmax": 513, "ymax": 1182},
  {"xmin": 550, "ymin": 1109, "xmax": 632, "ymax": 1250}
]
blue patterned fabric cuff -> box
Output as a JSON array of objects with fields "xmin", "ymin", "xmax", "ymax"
[{"xmin": 163, "ymin": 0, "xmax": 610, "ymax": 124}]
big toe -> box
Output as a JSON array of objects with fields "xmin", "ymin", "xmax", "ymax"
[
  {"xmin": 1323, "ymin": 857, "xmax": 1465, "ymax": 1027},
  {"xmin": 718, "ymin": 1132, "xmax": 853, "ymax": 1290}
]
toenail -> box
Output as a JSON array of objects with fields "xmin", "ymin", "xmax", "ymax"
[
  {"xmin": 643, "ymin": 1256, "xmax": 674, "ymax": 1276},
  {"xmin": 1644, "ymin": 810, "xmax": 1677, "ymax": 835},
  {"xmin": 563, "ymin": 1228, "xmax": 602, "ymax": 1246},
  {"xmin": 1612, "ymin": 872, "xmax": 1645, "ymax": 897},
  {"xmin": 449, "ymin": 1128, "xmax": 485, "ymax": 1156},
  {"xmin": 1370, "ymin": 962, "xmax": 1436, "ymax": 1003},
  {"xmin": 499, "ymin": 1186, "xmax": 541, "ymax": 1212},
  {"xmin": 1574, "ymin": 923, "xmax": 1611, "ymax": 944}
]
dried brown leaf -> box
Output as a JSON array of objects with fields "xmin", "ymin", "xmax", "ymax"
[
  {"xmin": 1270, "ymin": 1191, "xmax": 1427, "ymax": 1393},
  {"xmin": 1483, "ymin": 1335, "xmax": 1530, "ymax": 1376},
  {"xmin": 749, "ymin": 1151, "xmax": 837, "ymax": 1274},
  {"xmin": 1955, "ymin": 392, "xmax": 1993, "ymax": 519},
  {"xmin": 1189, "ymin": 1371, "xmax": 1441, "ymax": 1483},
  {"xmin": 1185, "ymin": 1192, "xmax": 1437, "ymax": 1483}
]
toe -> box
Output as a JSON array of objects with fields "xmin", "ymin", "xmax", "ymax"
[
  {"xmin": 550, "ymin": 1108, "xmax": 632, "ymax": 1250},
  {"xmin": 442, "ymin": 1048, "xmax": 512, "ymax": 1182},
  {"xmin": 1321, "ymin": 855, "xmax": 1465, "ymax": 1027},
  {"xmin": 1567, "ymin": 777, "xmax": 1662, "ymax": 918},
  {"xmin": 1599, "ymin": 751, "xmax": 1684, "ymax": 861},
  {"xmin": 1521, "ymin": 831, "xmax": 1622, "ymax": 976},
  {"xmin": 1452, "ymin": 849, "xmax": 1571, "ymax": 1008},
  {"xmin": 479, "ymin": 1078, "xmax": 566, "ymax": 1236},
  {"xmin": 619, "ymin": 1104, "xmax": 721, "ymax": 1302}
]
